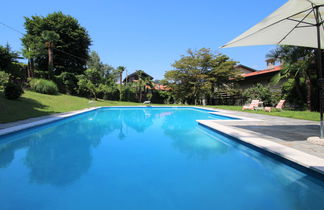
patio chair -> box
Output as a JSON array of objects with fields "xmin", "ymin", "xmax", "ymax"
[
  {"xmin": 143, "ymin": 101, "xmax": 151, "ymax": 104},
  {"xmin": 242, "ymin": 100, "xmax": 260, "ymax": 110},
  {"xmin": 264, "ymin": 100, "xmax": 286, "ymax": 112}
]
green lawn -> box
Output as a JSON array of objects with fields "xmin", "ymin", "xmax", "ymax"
[
  {"xmin": 0, "ymin": 90, "xmax": 141, "ymax": 123},
  {"xmin": 208, "ymin": 105, "xmax": 319, "ymax": 121},
  {"xmin": 0, "ymin": 90, "xmax": 319, "ymax": 123}
]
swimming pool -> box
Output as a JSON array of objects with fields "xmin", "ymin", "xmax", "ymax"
[{"xmin": 0, "ymin": 107, "xmax": 323, "ymax": 210}]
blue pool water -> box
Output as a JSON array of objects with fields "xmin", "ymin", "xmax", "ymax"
[{"xmin": 0, "ymin": 107, "xmax": 323, "ymax": 210}]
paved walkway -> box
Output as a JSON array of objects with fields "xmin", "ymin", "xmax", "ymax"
[{"xmin": 211, "ymin": 109, "xmax": 324, "ymax": 159}]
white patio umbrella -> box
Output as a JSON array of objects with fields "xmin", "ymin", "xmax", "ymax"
[{"xmin": 222, "ymin": 0, "xmax": 324, "ymax": 138}]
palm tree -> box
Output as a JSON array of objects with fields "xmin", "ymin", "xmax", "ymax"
[
  {"xmin": 134, "ymin": 70, "xmax": 153, "ymax": 102},
  {"xmin": 41, "ymin": 31, "xmax": 60, "ymax": 73},
  {"xmin": 116, "ymin": 66, "xmax": 126, "ymax": 101},
  {"xmin": 267, "ymin": 46, "xmax": 316, "ymax": 110}
]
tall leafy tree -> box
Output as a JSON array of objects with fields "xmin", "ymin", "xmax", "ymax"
[
  {"xmin": 22, "ymin": 12, "xmax": 91, "ymax": 76},
  {"xmin": 164, "ymin": 48, "xmax": 239, "ymax": 105},
  {"xmin": 267, "ymin": 46, "xmax": 317, "ymax": 110},
  {"xmin": 86, "ymin": 51, "xmax": 114, "ymax": 82}
]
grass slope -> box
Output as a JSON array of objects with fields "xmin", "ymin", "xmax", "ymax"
[
  {"xmin": 0, "ymin": 90, "xmax": 140, "ymax": 123},
  {"xmin": 209, "ymin": 105, "xmax": 319, "ymax": 121},
  {"xmin": 0, "ymin": 90, "xmax": 319, "ymax": 123}
]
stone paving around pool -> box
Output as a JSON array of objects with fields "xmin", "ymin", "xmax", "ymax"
[{"xmin": 203, "ymin": 108, "xmax": 324, "ymax": 159}]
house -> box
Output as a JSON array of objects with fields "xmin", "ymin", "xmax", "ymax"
[
  {"xmin": 124, "ymin": 70, "xmax": 170, "ymax": 91},
  {"xmin": 235, "ymin": 64, "xmax": 256, "ymax": 74},
  {"xmin": 236, "ymin": 59, "xmax": 283, "ymax": 91},
  {"xmin": 123, "ymin": 71, "xmax": 153, "ymax": 83}
]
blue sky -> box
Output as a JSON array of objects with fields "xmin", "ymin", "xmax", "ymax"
[{"xmin": 1, "ymin": 0, "xmax": 286, "ymax": 79}]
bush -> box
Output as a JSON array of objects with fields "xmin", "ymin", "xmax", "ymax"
[
  {"xmin": 4, "ymin": 82, "xmax": 23, "ymax": 100},
  {"xmin": 30, "ymin": 78, "xmax": 58, "ymax": 95},
  {"xmin": 98, "ymin": 84, "xmax": 119, "ymax": 100},
  {"xmin": 0, "ymin": 71, "xmax": 10, "ymax": 89},
  {"xmin": 55, "ymin": 72, "xmax": 78, "ymax": 94},
  {"xmin": 242, "ymin": 83, "xmax": 281, "ymax": 106}
]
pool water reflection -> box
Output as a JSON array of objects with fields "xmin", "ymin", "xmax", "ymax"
[{"xmin": 0, "ymin": 107, "xmax": 323, "ymax": 210}]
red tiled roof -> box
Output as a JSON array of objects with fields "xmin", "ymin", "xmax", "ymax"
[
  {"xmin": 145, "ymin": 84, "xmax": 171, "ymax": 91},
  {"xmin": 242, "ymin": 66, "xmax": 282, "ymax": 78}
]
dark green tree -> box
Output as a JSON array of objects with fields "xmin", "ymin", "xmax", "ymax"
[
  {"xmin": 22, "ymin": 12, "xmax": 91, "ymax": 76},
  {"xmin": 0, "ymin": 44, "xmax": 20, "ymax": 71}
]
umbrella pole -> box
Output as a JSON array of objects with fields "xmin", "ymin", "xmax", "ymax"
[{"xmin": 315, "ymin": 6, "xmax": 324, "ymax": 139}]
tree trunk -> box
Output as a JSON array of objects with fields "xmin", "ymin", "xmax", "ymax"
[
  {"xmin": 30, "ymin": 58, "xmax": 34, "ymax": 77},
  {"xmin": 27, "ymin": 59, "xmax": 32, "ymax": 78},
  {"xmin": 306, "ymin": 78, "xmax": 312, "ymax": 111},
  {"xmin": 48, "ymin": 45, "xmax": 54, "ymax": 71},
  {"xmin": 119, "ymin": 71, "xmax": 123, "ymax": 101},
  {"xmin": 139, "ymin": 88, "xmax": 142, "ymax": 102}
]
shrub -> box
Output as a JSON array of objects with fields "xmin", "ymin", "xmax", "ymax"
[
  {"xmin": 242, "ymin": 83, "xmax": 281, "ymax": 106},
  {"xmin": 4, "ymin": 82, "xmax": 23, "ymax": 100},
  {"xmin": 98, "ymin": 84, "xmax": 119, "ymax": 100},
  {"xmin": 55, "ymin": 72, "xmax": 78, "ymax": 94},
  {"xmin": 0, "ymin": 71, "xmax": 10, "ymax": 89},
  {"xmin": 30, "ymin": 78, "xmax": 58, "ymax": 95}
]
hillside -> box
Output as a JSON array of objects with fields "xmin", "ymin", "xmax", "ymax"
[{"xmin": 0, "ymin": 90, "xmax": 140, "ymax": 123}]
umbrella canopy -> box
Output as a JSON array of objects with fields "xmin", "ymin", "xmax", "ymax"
[{"xmin": 222, "ymin": 0, "xmax": 324, "ymax": 49}]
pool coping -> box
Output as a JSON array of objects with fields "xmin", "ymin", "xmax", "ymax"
[
  {"xmin": 1, "ymin": 105, "xmax": 323, "ymax": 176},
  {"xmin": 196, "ymin": 119, "xmax": 324, "ymax": 175}
]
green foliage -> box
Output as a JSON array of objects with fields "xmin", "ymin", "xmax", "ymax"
[
  {"xmin": 121, "ymin": 86, "xmax": 137, "ymax": 102},
  {"xmin": 87, "ymin": 51, "xmax": 114, "ymax": 79},
  {"xmin": 151, "ymin": 90, "xmax": 173, "ymax": 104},
  {"xmin": 281, "ymin": 78, "xmax": 306, "ymax": 109},
  {"xmin": 164, "ymin": 48, "xmax": 239, "ymax": 105},
  {"xmin": 0, "ymin": 71, "xmax": 10, "ymax": 89},
  {"xmin": 267, "ymin": 46, "xmax": 317, "ymax": 111},
  {"xmin": 75, "ymin": 52, "xmax": 116, "ymax": 100},
  {"xmin": 130, "ymin": 70, "xmax": 154, "ymax": 102},
  {"xmin": 0, "ymin": 44, "xmax": 26, "ymax": 80},
  {"xmin": 55, "ymin": 72, "xmax": 78, "ymax": 94},
  {"xmin": 22, "ymin": 12, "xmax": 91, "ymax": 75},
  {"xmin": 98, "ymin": 84, "xmax": 119, "ymax": 100},
  {"xmin": 77, "ymin": 75, "xmax": 98, "ymax": 99},
  {"xmin": 0, "ymin": 44, "xmax": 20, "ymax": 71},
  {"xmin": 30, "ymin": 78, "xmax": 58, "ymax": 95},
  {"xmin": 4, "ymin": 83, "xmax": 24, "ymax": 100},
  {"xmin": 242, "ymin": 83, "xmax": 280, "ymax": 106}
]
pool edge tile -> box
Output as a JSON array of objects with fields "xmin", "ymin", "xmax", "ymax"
[{"xmin": 197, "ymin": 119, "xmax": 324, "ymax": 176}]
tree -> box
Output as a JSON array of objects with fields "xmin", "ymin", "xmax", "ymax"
[
  {"xmin": 22, "ymin": 35, "xmax": 44, "ymax": 78},
  {"xmin": 164, "ymin": 48, "xmax": 239, "ymax": 105},
  {"xmin": 116, "ymin": 66, "xmax": 126, "ymax": 101},
  {"xmin": 22, "ymin": 12, "xmax": 91, "ymax": 76},
  {"xmin": 41, "ymin": 30, "xmax": 60, "ymax": 73},
  {"xmin": 132, "ymin": 70, "xmax": 153, "ymax": 102},
  {"xmin": 0, "ymin": 44, "xmax": 25, "ymax": 81},
  {"xmin": 0, "ymin": 44, "xmax": 19, "ymax": 71},
  {"xmin": 87, "ymin": 51, "xmax": 114, "ymax": 82},
  {"xmin": 267, "ymin": 46, "xmax": 317, "ymax": 110},
  {"xmin": 76, "ymin": 51, "xmax": 116, "ymax": 100}
]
